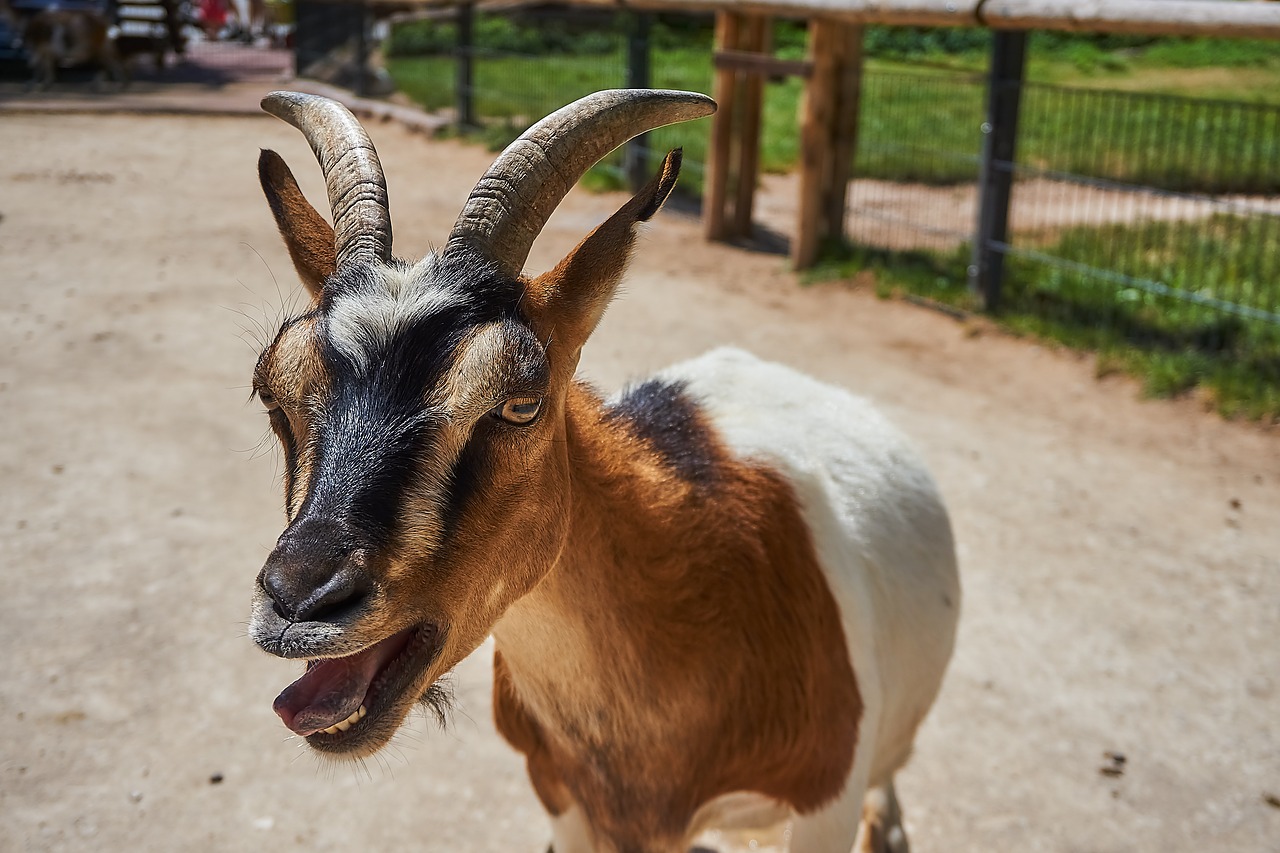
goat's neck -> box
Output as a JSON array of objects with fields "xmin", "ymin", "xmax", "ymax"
[
  {"xmin": 490, "ymin": 380, "xmax": 863, "ymax": 832},
  {"xmin": 492, "ymin": 380, "xmax": 718, "ymax": 721}
]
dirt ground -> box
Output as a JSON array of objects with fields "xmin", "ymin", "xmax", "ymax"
[{"xmin": 1, "ymin": 111, "xmax": 1278, "ymax": 853}]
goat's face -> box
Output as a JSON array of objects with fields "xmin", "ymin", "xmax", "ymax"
[
  {"xmin": 246, "ymin": 90, "xmax": 713, "ymax": 756},
  {"xmin": 248, "ymin": 256, "xmax": 580, "ymax": 756}
]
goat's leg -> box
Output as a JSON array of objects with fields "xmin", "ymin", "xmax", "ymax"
[
  {"xmin": 786, "ymin": 766, "xmax": 868, "ymax": 853},
  {"xmin": 26, "ymin": 53, "xmax": 48, "ymax": 91},
  {"xmin": 102, "ymin": 43, "xmax": 127, "ymax": 91},
  {"xmin": 853, "ymin": 781, "xmax": 908, "ymax": 853},
  {"xmin": 546, "ymin": 803, "xmax": 594, "ymax": 853}
]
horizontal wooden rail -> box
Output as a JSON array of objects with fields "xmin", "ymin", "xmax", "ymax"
[
  {"xmin": 573, "ymin": 0, "xmax": 981, "ymax": 27},
  {"xmin": 400, "ymin": 0, "xmax": 1280, "ymax": 40},
  {"xmin": 980, "ymin": 1, "xmax": 1280, "ymax": 39},
  {"xmin": 713, "ymin": 49, "xmax": 813, "ymax": 79}
]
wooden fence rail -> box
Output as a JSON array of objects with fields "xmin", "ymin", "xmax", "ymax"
[{"xmin": 509, "ymin": 0, "xmax": 1280, "ymax": 40}]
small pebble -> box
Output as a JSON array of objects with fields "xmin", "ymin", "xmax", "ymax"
[
  {"xmin": 209, "ymin": 773, "xmax": 223, "ymax": 785},
  {"xmin": 1100, "ymin": 751, "xmax": 1126, "ymax": 777}
]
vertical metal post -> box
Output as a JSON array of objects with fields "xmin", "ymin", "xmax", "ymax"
[
  {"xmin": 970, "ymin": 30, "xmax": 1027, "ymax": 312},
  {"xmin": 624, "ymin": 12, "xmax": 652, "ymax": 191},
  {"xmin": 456, "ymin": 3, "xmax": 476, "ymax": 130},
  {"xmin": 353, "ymin": 0, "xmax": 368, "ymax": 97}
]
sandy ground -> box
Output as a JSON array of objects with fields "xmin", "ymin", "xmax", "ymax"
[{"xmin": 1, "ymin": 112, "xmax": 1278, "ymax": 853}]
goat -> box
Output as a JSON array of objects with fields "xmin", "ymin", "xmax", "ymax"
[
  {"xmin": 246, "ymin": 89, "xmax": 960, "ymax": 853},
  {"xmin": 3, "ymin": 0, "xmax": 127, "ymax": 91}
]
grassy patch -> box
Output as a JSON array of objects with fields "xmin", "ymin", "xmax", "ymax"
[
  {"xmin": 387, "ymin": 44, "xmax": 717, "ymax": 194},
  {"xmin": 387, "ymin": 20, "xmax": 1280, "ymax": 193},
  {"xmin": 809, "ymin": 218, "xmax": 1280, "ymax": 422}
]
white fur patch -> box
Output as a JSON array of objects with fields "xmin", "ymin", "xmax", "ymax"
[
  {"xmin": 657, "ymin": 347, "xmax": 960, "ymax": 790},
  {"xmin": 326, "ymin": 254, "xmax": 467, "ymax": 370}
]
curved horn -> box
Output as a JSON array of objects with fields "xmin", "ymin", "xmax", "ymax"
[
  {"xmin": 261, "ymin": 91, "xmax": 392, "ymax": 270},
  {"xmin": 446, "ymin": 89, "xmax": 716, "ymax": 279}
]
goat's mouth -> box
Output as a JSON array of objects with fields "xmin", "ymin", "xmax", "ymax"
[{"xmin": 272, "ymin": 622, "xmax": 444, "ymax": 752}]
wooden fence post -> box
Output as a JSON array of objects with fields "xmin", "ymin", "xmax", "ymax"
[
  {"xmin": 730, "ymin": 15, "xmax": 770, "ymax": 237},
  {"xmin": 794, "ymin": 20, "xmax": 862, "ymax": 269},
  {"xmin": 705, "ymin": 13, "xmax": 773, "ymax": 242},
  {"xmin": 824, "ymin": 26, "xmax": 863, "ymax": 241},
  {"xmin": 705, "ymin": 12, "xmax": 742, "ymax": 241},
  {"xmin": 970, "ymin": 30, "xmax": 1027, "ymax": 311}
]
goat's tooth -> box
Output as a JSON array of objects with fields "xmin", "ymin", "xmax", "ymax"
[
  {"xmin": 357, "ymin": 705, "xmax": 367, "ymax": 720},
  {"xmin": 321, "ymin": 723, "xmax": 340, "ymax": 735},
  {"xmin": 335, "ymin": 719, "xmax": 352, "ymax": 732},
  {"xmin": 342, "ymin": 708, "xmax": 362, "ymax": 725}
]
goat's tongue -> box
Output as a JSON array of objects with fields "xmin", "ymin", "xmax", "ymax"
[{"xmin": 273, "ymin": 628, "xmax": 414, "ymax": 736}]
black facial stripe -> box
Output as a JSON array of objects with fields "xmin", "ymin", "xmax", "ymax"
[
  {"xmin": 286, "ymin": 256, "xmax": 529, "ymax": 548},
  {"xmin": 268, "ymin": 409, "xmax": 300, "ymax": 516},
  {"xmin": 437, "ymin": 417, "xmax": 498, "ymax": 542},
  {"xmin": 605, "ymin": 379, "xmax": 721, "ymax": 487}
]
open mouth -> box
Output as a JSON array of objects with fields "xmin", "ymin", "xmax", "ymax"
[{"xmin": 272, "ymin": 623, "xmax": 443, "ymax": 746}]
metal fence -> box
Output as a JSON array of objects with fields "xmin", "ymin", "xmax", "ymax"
[
  {"xmin": 383, "ymin": 6, "xmax": 712, "ymax": 188},
  {"xmin": 848, "ymin": 36, "xmax": 1280, "ymax": 418},
  {"xmin": 369, "ymin": 10, "xmax": 1280, "ymax": 418}
]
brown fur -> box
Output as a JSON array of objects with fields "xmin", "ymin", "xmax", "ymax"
[
  {"xmin": 493, "ymin": 650, "xmax": 574, "ymax": 817},
  {"xmin": 258, "ymin": 150, "xmax": 338, "ymax": 296},
  {"xmin": 492, "ymin": 382, "xmax": 861, "ymax": 851}
]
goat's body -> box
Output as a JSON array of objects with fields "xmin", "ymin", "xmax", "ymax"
[
  {"xmin": 493, "ymin": 348, "xmax": 959, "ymax": 852},
  {"xmin": 666, "ymin": 347, "xmax": 960, "ymax": 787},
  {"xmin": 248, "ymin": 91, "xmax": 957, "ymax": 853}
]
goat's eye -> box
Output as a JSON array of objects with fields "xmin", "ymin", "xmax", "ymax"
[
  {"xmin": 492, "ymin": 397, "xmax": 542, "ymax": 426},
  {"xmin": 258, "ymin": 386, "xmax": 279, "ymax": 410}
]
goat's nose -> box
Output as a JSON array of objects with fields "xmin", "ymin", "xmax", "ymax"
[{"xmin": 260, "ymin": 549, "xmax": 372, "ymax": 624}]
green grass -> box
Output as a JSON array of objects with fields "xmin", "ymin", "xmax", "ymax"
[
  {"xmin": 387, "ymin": 44, "xmax": 719, "ymax": 193},
  {"xmin": 387, "ymin": 26, "xmax": 1280, "ymax": 193},
  {"xmin": 808, "ymin": 217, "xmax": 1280, "ymax": 422}
]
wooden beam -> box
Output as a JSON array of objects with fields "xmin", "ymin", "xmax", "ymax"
[
  {"xmin": 794, "ymin": 18, "xmax": 841, "ymax": 269},
  {"xmin": 732, "ymin": 15, "xmax": 771, "ymax": 237},
  {"xmin": 713, "ymin": 50, "xmax": 812, "ymax": 79},
  {"xmin": 426, "ymin": 0, "xmax": 1280, "ymax": 41},
  {"xmin": 980, "ymin": 0, "xmax": 1280, "ymax": 39},
  {"xmin": 822, "ymin": 24, "xmax": 863, "ymax": 245},
  {"xmin": 703, "ymin": 11, "xmax": 741, "ymax": 242},
  {"xmin": 569, "ymin": 0, "xmax": 982, "ymax": 28}
]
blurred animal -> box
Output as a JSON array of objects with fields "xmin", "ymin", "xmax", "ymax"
[{"xmin": 0, "ymin": 0, "xmax": 126, "ymax": 90}]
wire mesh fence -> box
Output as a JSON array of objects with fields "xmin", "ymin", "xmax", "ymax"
[
  {"xmin": 384, "ymin": 7, "xmax": 715, "ymax": 190},
  {"xmin": 845, "ymin": 64, "xmax": 1280, "ymax": 419},
  {"xmin": 304, "ymin": 9, "xmax": 1280, "ymax": 419}
]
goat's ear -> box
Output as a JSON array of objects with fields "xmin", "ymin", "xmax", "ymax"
[
  {"xmin": 524, "ymin": 148, "xmax": 682, "ymax": 352},
  {"xmin": 258, "ymin": 149, "xmax": 336, "ymax": 298}
]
